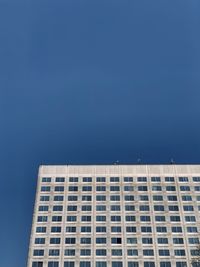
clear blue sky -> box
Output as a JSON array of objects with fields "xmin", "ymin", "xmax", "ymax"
[{"xmin": 0, "ymin": 0, "xmax": 200, "ymax": 266}]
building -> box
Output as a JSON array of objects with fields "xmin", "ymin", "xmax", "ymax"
[{"xmin": 27, "ymin": 164, "xmax": 200, "ymax": 267}]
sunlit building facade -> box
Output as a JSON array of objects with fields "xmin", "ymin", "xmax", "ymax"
[{"xmin": 27, "ymin": 164, "xmax": 200, "ymax": 267}]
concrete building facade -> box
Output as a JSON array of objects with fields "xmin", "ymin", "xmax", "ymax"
[{"xmin": 27, "ymin": 164, "xmax": 200, "ymax": 267}]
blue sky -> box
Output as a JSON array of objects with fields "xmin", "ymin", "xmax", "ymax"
[{"xmin": 0, "ymin": 0, "xmax": 200, "ymax": 266}]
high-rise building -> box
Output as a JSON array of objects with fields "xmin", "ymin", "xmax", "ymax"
[{"xmin": 27, "ymin": 164, "xmax": 200, "ymax": 267}]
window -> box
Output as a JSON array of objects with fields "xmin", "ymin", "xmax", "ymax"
[
  {"xmin": 53, "ymin": 206, "xmax": 63, "ymax": 211},
  {"xmin": 138, "ymin": 186, "xmax": 148, "ymax": 191},
  {"xmin": 141, "ymin": 226, "xmax": 152, "ymax": 233},
  {"xmin": 182, "ymin": 195, "xmax": 192, "ymax": 201},
  {"xmin": 33, "ymin": 249, "xmax": 44, "ymax": 256},
  {"xmin": 157, "ymin": 238, "xmax": 168, "ymax": 244},
  {"xmin": 55, "ymin": 186, "xmax": 64, "ymax": 192},
  {"xmin": 127, "ymin": 238, "xmax": 137, "ymax": 244},
  {"xmin": 80, "ymin": 262, "xmax": 90, "ymax": 267},
  {"xmin": 32, "ymin": 263, "xmax": 43, "ymax": 267},
  {"xmin": 125, "ymin": 205, "xmax": 135, "ymax": 211},
  {"xmin": 180, "ymin": 186, "xmax": 190, "ymax": 191},
  {"xmin": 96, "ymin": 238, "xmax": 106, "ymax": 244},
  {"xmin": 111, "ymin": 216, "xmax": 121, "ymax": 222},
  {"xmin": 195, "ymin": 186, "xmax": 200, "ymax": 191},
  {"xmin": 64, "ymin": 263, "xmax": 74, "ymax": 267},
  {"xmin": 166, "ymin": 186, "xmax": 176, "ymax": 191},
  {"xmin": 65, "ymin": 238, "xmax": 76, "ymax": 244},
  {"xmin": 81, "ymin": 199, "xmax": 91, "ymax": 210},
  {"xmin": 170, "ymin": 216, "xmax": 181, "ymax": 222},
  {"xmin": 49, "ymin": 249, "xmax": 60, "ymax": 256},
  {"xmin": 155, "ymin": 216, "xmax": 165, "ymax": 222},
  {"xmin": 167, "ymin": 195, "xmax": 177, "ymax": 201},
  {"xmin": 81, "ymin": 249, "xmax": 91, "ymax": 256},
  {"xmin": 81, "ymin": 226, "xmax": 91, "ymax": 232},
  {"xmin": 96, "ymin": 262, "xmax": 107, "ymax": 267},
  {"xmin": 96, "ymin": 226, "xmax": 106, "ymax": 232},
  {"xmin": 126, "ymin": 226, "xmax": 136, "ymax": 233},
  {"xmin": 42, "ymin": 177, "xmax": 51, "ymax": 182},
  {"xmin": 83, "ymin": 177, "xmax": 92, "ymax": 182},
  {"xmin": 50, "ymin": 238, "xmax": 60, "ymax": 244},
  {"xmin": 124, "ymin": 186, "xmax": 134, "ymax": 191},
  {"xmin": 174, "ymin": 250, "xmax": 185, "ymax": 256},
  {"xmin": 140, "ymin": 205, "xmax": 149, "ymax": 211},
  {"xmin": 41, "ymin": 186, "xmax": 51, "ymax": 192},
  {"xmin": 112, "ymin": 262, "xmax": 123, "ymax": 267},
  {"xmin": 96, "ymin": 249, "xmax": 107, "ymax": 256},
  {"xmin": 37, "ymin": 216, "xmax": 48, "ymax": 222},
  {"xmin": 96, "ymin": 186, "xmax": 106, "ymax": 191},
  {"xmin": 65, "ymin": 250, "xmax": 75, "ymax": 256},
  {"xmin": 110, "ymin": 186, "xmax": 120, "ymax": 191},
  {"xmin": 96, "ymin": 216, "xmax": 106, "ymax": 222},
  {"xmin": 111, "ymin": 237, "xmax": 121, "ymax": 244},
  {"xmin": 110, "ymin": 177, "xmax": 120, "ymax": 182},
  {"xmin": 69, "ymin": 186, "xmax": 78, "ymax": 192},
  {"xmin": 173, "ymin": 238, "xmax": 184, "ymax": 244},
  {"xmin": 183, "ymin": 205, "xmax": 194, "ymax": 211},
  {"xmin": 144, "ymin": 263, "xmax": 155, "ymax": 267},
  {"xmin": 48, "ymin": 263, "xmax": 59, "ymax": 267},
  {"xmin": 151, "ymin": 177, "xmax": 161, "ymax": 182},
  {"xmin": 54, "ymin": 196, "xmax": 63, "ymax": 201},
  {"xmin": 139, "ymin": 195, "xmax": 149, "ymax": 201},
  {"xmin": 82, "ymin": 186, "xmax": 92, "ymax": 191},
  {"xmin": 165, "ymin": 177, "xmax": 174, "ymax": 182},
  {"xmin": 176, "ymin": 263, "xmax": 187, "ymax": 267},
  {"xmin": 159, "ymin": 250, "xmax": 170, "ymax": 256},
  {"xmin": 193, "ymin": 177, "xmax": 200, "ymax": 182},
  {"xmin": 36, "ymin": 227, "xmax": 46, "ymax": 233},
  {"xmin": 38, "ymin": 206, "xmax": 49, "ymax": 212},
  {"xmin": 197, "ymin": 196, "xmax": 200, "ymax": 201},
  {"xmin": 179, "ymin": 177, "xmax": 188, "ymax": 182},
  {"xmin": 154, "ymin": 205, "xmax": 164, "ymax": 211},
  {"xmin": 153, "ymin": 195, "xmax": 163, "ymax": 201},
  {"xmin": 188, "ymin": 238, "xmax": 199, "ymax": 244},
  {"xmin": 160, "ymin": 263, "xmax": 171, "ymax": 267},
  {"xmin": 51, "ymin": 226, "xmax": 61, "ymax": 233},
  {"xmin": 69, "ymin": 177, "xmax": 78, "ymax": 182},
  {"xmin": 185, "ymin": 216, "xmax": 196, "ymax": 222},
  {"xmin": 40, "ymin": 196, "xmax": 50, "ymax": 201},
  {"xmin": 156, "ymin": 226, "xmax": 167, "ymax": 233},
  {"xmin": 124, "ymin": 177, "xmax": 133, "ymax": 182},
  {"xmin": 111, "ymin": 205, "xmax": 121, "ymax": 211},
  {"xmin": 187, "ymin": 226, "xmax": 198, "ymax": 233},
  {"xmin": 112, "ymin": 249, "xmax": 122, "ymax": 256},
  {"xmin": 143, "ymin": 250, "xmax": 154, "ymax": 256},
  {"xmin": 35, "ymin": 238, "xmax": 45, "ymax": 244},
  {"xmin": 171, "ymin": 226, "xmax": 182, "ymax": 233},
  {"xmin": 81, "ymin": 238, "xmax": 91, "ymax": 244},
  {"xmin": 82, "ymin": 196, "xmax": 92, "ymax": 201},
  {"xmin": 111, "ymin": 226, "xmax": 121, "ymax": 232},
  {"xmin": 138, "ymin": 177, "xmax": 147, "ymax": 182},
  {"xmin": 168, "ymin": 205, "xmax": 179, "ymax": 211},
  {"xmin": 142, "ymin": 238, "xmax": 152, "ymax": 244},
  {"xmin": 126, "ymin": 216, "xmax": 135, "ymax": 222},
  {"xmin": 67, "ymin": 216, "xmax": 76, "ymax": 222},
  {"xmin": 81, "ymin": 216, "xmax": 91, "ymax": 222},
  {"xmin": 152, "ymin": 186, "xmax": 162, "ymax": 191},
  {"xmin": 68, "ymin": 196, "xmax": 78, "ymax": 201},
  {"xmin": 66, "ymin": 226, "xmax": 76, "ymax": 232},
  {"xmin": 55, "ymin": 177, "xmax": 65, "ymax": 182},
  {"xmin": 67, "ymin": 206, "xmax": 77, "ymax": 211},
  {"xmin": 140, "ymin": 216, "xmax": 151, "ymax": 222},
  {"xmin": 96, "ymin": 195, "xmax": 106, "ymax": 201},
  {"xmin": 110, "ymin": 195, "xmax": 120, "ymax": 201},
  {"xmin": 52, "ymin": 216, "xmax": 62, "ymax": 222},
  {"xmin": 124, "ymin": 195, "xmax": 134, "ymax": 201},
  {"xmin": 128, "ymin": 263, "xmax": 138, "ymax": 267},
  {"xmin": 96, "ymin": 205, "xmax": 106, "ymax": 211},
  {"xmin": 96, "ymin": 177, "xmax": 106, "ymax": 182}
]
